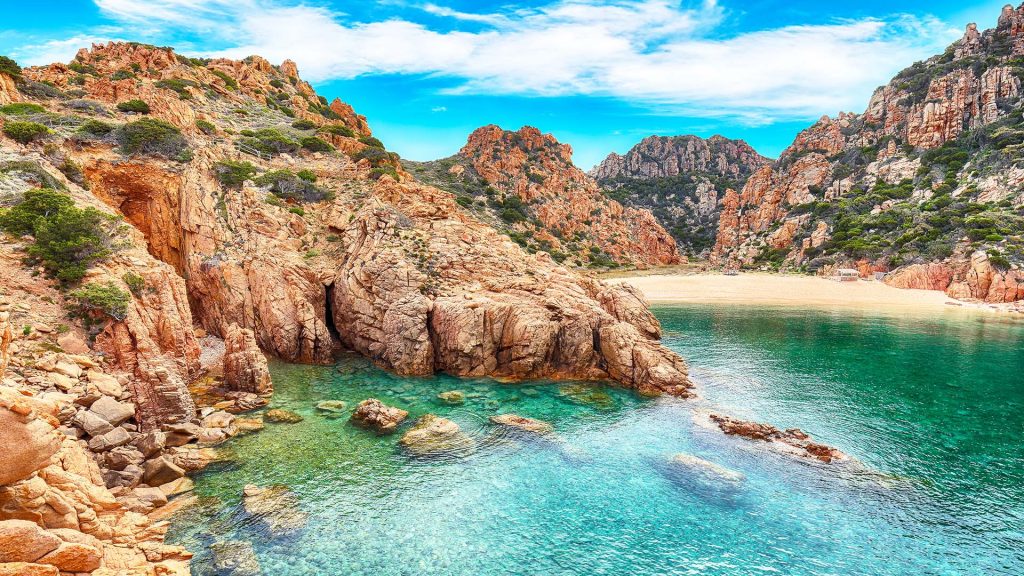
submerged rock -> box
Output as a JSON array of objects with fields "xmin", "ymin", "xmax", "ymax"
[
  {"xmin": 436, "ymin": 390, "xmax": 465, "ymax": 405},
  {"xmin": 558, "ymin": 384, "xmax": 614, "ymax": 409},
  {"xmin": 350, "ymin": 398, "xmax": 408, "ymax": 434},
  {"xmin": 669, "ymin": 453, "xmax": 746, "ymax": 484},
  {"xmin": 315, "ymin": 400, "xmax": 347, "ymax": 417},
  {"xmin": 264, "ymin": 409, "xmax": 303, "ymax": 424},
  {"xmin": 489, "ymin": 414, "xmax": 553, "ymax": 435},
  {"xmin": 210, "ymin": 539, "xmax": 262, "ymax": 576},
  {"xmin": 708, "ymin": 413, "xmax": 848, "ymax": 463},
  {"xmin": 241, "ymin": 485, "xmax": 308, "ymax": 537},
  {"xmin": 399, "ymin": 414, "xmax": 474, "ymax": 456}
]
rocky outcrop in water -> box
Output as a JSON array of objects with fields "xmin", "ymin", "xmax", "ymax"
[
  {"xmin": 710, "ymin": 5, "xmax": 1024, "ymax": 303},
  {"xmin": 350, "ymin": 398, "xmax": 408, "ymax": 434},
  {"xmin": 708, "ymin": 414, "xmax": 847, "ymax": 463}
]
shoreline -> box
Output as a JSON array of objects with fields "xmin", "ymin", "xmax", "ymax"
[{"xmin": 604, "ymin": 271, "xmax": 1022, "ymax": 316}]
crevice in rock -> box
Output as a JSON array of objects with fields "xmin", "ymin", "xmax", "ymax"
[{"xmin": 323, "ymin": 282, "xmax": 342, "ymax": 343}]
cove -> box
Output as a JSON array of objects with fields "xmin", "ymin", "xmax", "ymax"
[{"xmin": 167, "ymin": 305, "xmax": 1024, "ymax": 575}]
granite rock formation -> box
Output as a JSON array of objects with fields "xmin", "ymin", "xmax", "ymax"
[
  {"xmin": 591, "ymin": 135, "xmax": 770, "ymax": 256},
  {"xmin": 405, "ymin": 126, "xmax": 681, "ymax": 268},
  {"xmin": 711, "ymin": 6, "xmax": 1024, "ymax": 303}
]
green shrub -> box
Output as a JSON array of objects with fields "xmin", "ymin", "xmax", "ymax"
[
  {"xmin": 116, "ymin": 99, "xmax": 150, "ymax": 114},
  {"xmin": 214, "ymin": 160, "xmax": 257, "ymax": 188},
  {"xmin": 368, "ymin": 166, "xmax": 399, "ymax": 181},
  {"xmin": 352, "ymin": 146, "xmax": 391, "ymax": 165},
  {"xmin": 359, "ymin": 136, "xmax": 384, "ymax": 149},
  {"xmin": 19, "ymin": 81, "xmax": 63, "ymax": 99},
  {"xmin": 255, "ymin": 169, "xmax": 332, "ymax": 202},
  {"xmin": 300, "ymin": 135, "xmax": 333, "ymax": 152},
  {"xmin": 269, "ymin": 79, "xmax": 285, "ymax": 89},
  {"xmin": 210, "ymin": 70, "xmax": 238, "ymax": 90},
  {"xmin": 116, "ymin": 118, "xmax": 188, "ymax": 158},
  {"xmin": 289, "ymin": 206, "xmax": 305, "ymax": 216},
  {"xmin": 988, "ymin": 250, "xmax": 1011, "ymax": 271},
  {"xmin": 0, "ymin": 160, "xmax": 65, "ymax": 190},
  {"xmin": 122, "ymin": 271, "xmax": 145, "ymax": 295},
  {"xmin": 291, "ymin": 119, "xmax": 316, "ymax": 130},
  {"xmin": 0, "ymin": 55, "xmax": 22, "ymax": 79},
  {"xmin": 3, "ymin": 121, "xmax": 49, "ymax": 144},
  {"xmin": 154, "ymin": 78, "xmax": 196, "ymax": 99},
  {"xmin": 69, "ymin": 282, "xmax": 131, "ymax": 321},
  {"xmin": 68, "ymin": 61, "xmax": 98, "ymax": 76},
  {"xmin": 76, "ymin": 119, "xmax": 115, "ymax": 137},
  {"xmin": 0, "ymin": 188, "xmax": 116, "ymax": 283},
  {"xmin": 241, "ymin": 128, "xmax": 299, "ymax": 155},
  {"xmin": 0, "ymin": 103, "xmax": 46, "ymax": 115},
  {"xmin": 296, "ymin": 169, "xmax": 316, "ymax": 182},
  {"xmin": 196, "ymin": 119, "xmax": 216, "ymax": 135},
  {"xmin": 320, "ymin": 124, "xmax": 354, "ymax": 138},
  {"xmin": 110, "ymin": 69, "xmax": 136, "ymax": 81}
]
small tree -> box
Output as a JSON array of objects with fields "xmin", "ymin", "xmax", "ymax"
[
  {"xmin": 70, "ymin": 282, "xmax": 131, "ymax": 321},
  {"xmin": 0, "ymin": 55, "xmax": 21, "ymax": 79},
  {"xmin": 214, "ymin": 160, "xmax": 258, "ymax": 188}
]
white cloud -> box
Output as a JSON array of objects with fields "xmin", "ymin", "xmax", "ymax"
[
  {"xmin": 13, "ymin": 35, "xmax": 123, "ymax": 66},
  {"xmin": 431, "ymin": 106, "xmax": 448, "ymax": 112},
  {"xmin": 33, "ymin": 0, "xmax": 962, "ymax": 121}
]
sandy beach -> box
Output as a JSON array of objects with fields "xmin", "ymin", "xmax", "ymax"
[{"xmin": 604, "ymin": 272, "xmax": 973, "ymax": 313}]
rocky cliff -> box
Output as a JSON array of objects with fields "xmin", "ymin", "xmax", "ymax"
[
  {"xmin": 405, "ymin": 126, "xmax": 681, "ymax": 268},
  {"xmin": 711, "ymin": 4, "xmax": 1024, "ymax": 302},
  {"xmin": 591, "ymin": 135, "xmax": 770, "ymax": 256},
  {"xmin": 1, "ymin": 42, "xmax": 690, "ymax": 398}
]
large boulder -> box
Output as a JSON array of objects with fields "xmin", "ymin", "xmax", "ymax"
[
  {"xmin": 0, "ymin": 520, "xmax": 61, "ymax": 563},
  {"xmin": 222, "ymin": 323, "xmax": 273, "ymax": 395},
  {"xmin": 0, "ymin": 389, "xmax": 61, "ymax": 485},
  {"xmin": 399, "ymin": 414, "xmax": 474, "ymax": 456},
  {"xmin": 142, "ymin": 455, "xmax": 186, "ymax": 486},
  {"xmin": 349, "ymin": 399, "xmax": 407, "ymax": 434},
  {"xmin": 88, "ymin": 396, "xmax": 136, "ymax": 427}
]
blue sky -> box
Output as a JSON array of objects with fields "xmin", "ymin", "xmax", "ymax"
[{"xmin": 0, "ymin": 1, "xmax": 1010, "ymax": 168}]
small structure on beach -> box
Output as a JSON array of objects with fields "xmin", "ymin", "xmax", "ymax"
[{"xmin": 832, "ymin": 268, "xmax": 860, "ymax": 282}]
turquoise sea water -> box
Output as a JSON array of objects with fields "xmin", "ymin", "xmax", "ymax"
[{"xmin": 168, "ymin": 305, "xmax": 1024, "ymax": 575}]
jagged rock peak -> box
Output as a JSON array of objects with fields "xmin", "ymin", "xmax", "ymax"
[
  {"xmin": 590, "ymin": 134, "xmax": 771, "ymax": 181},
  {"xmin": 462, "ymin": 125, "xmax": 575, "ymax": 164}
]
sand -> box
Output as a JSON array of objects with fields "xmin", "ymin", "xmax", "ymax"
[{"xmin": 604, "ymin": 272, "xmax": 969, "ymax": 313}]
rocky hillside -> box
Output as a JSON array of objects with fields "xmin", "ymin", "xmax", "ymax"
[
  {"xmin": 404, "ymin": 125, "xmax": 680, "ymax": 268},
  {"xmin": 711, "ymin": 5, "xmax": 1024, "ymax": 303},
  {"xmin": 591, "ymin": 135, "xmax": 770, "ymax": 256}
]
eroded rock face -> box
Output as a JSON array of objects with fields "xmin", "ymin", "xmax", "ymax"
[
  {"xmin": 330, "ymin": 180, "xmax": 690, "ymax": 395},
  {"xmin": 223, "ymin": 324, "xmax": 272, "ymax": 395}
]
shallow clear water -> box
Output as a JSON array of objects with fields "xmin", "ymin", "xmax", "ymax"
[{"xmin": 168, "ymin": 305, "xmax": 1024, "ymax": 575}]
